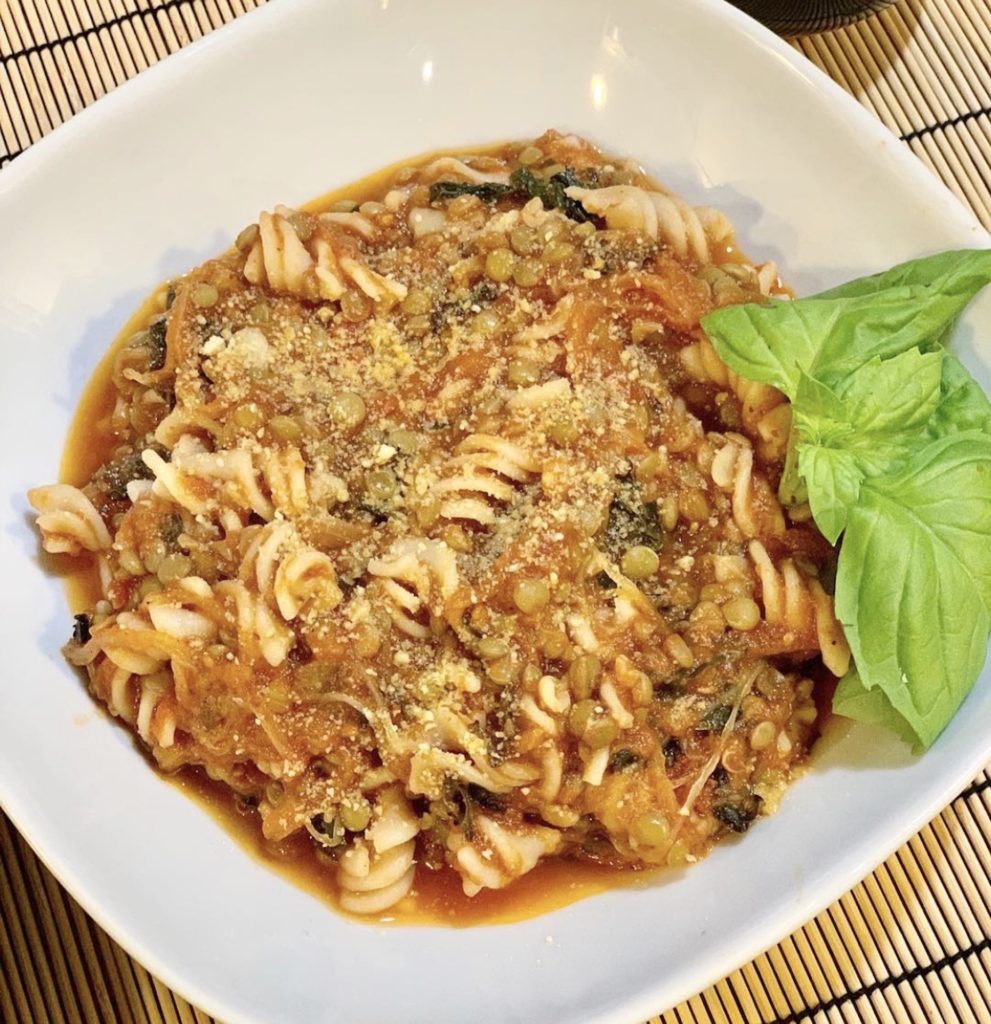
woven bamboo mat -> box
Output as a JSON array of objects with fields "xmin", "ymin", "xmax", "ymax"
[{"xmin": 1, "ymin": 1, "xmax": 990, "ymax": 1022}]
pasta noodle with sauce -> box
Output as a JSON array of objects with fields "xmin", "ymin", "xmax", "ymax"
[{"xmin": 30, "ymin": 131, "xmax": 850, "ymax": 919}]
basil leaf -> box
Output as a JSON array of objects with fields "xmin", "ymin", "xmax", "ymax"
[
  {"xmin": 778, "ymin": 432, "xmax": 808, "ymax": 506},
  {"xmin": 699, "ymin": 299, "xmax": 822, "ymax": 395},
  {"xmin": 930, "ymin": 352, "xmax": 991, "ymax": 438},
  {"xmin": 835, "ymin": 349, "xmax": 943, "ymax": 435},
  {"xmin": 796, "ymin": 445, "xmax": 863, "ymax": 544},
  {"xmin": 702, "ymin": 288, "xmax": 946, "ymax": 396},
  {"xmin": 835, "ymin": 433, "xmax": 991, "ymax": 748},
  {"xmin": 814, "ymin": 248, "xmax": 991, "ymax": 305},
  {"xmin": 832, "ymin": 669, "xmax": 921, "ymax": 749},
  {"xmin": 701, "ymin": 249, "xmax": 991, "ymax": 396},
  {"xmin": 786, "ymin": 353, "xmax": 944, "ymax": 542}
]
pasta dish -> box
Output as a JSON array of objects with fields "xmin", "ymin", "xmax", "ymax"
[{"xmin": 29, "ymin": 132, "xmax": 850, "ymax": 919}]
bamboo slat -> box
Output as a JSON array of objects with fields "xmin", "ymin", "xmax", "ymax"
[{"xmin": 1, "ymin": 1, "xmax": 990, "ymax": 1021}]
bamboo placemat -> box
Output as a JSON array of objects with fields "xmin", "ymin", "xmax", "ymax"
[{"xmin": 1, "ymin": 1, "xmax": 990, "ymax": 1022}]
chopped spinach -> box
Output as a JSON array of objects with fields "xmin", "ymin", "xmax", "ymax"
[
  {"xmin": 443, "ymin": 781, "xmax": 505, "ymax": 840},
  {"xmin": 584, "ymin": 231, "xmax": 659, "ymax": 274},
  {"xmin": 71, "ymin": 613, "xmax": 91, "ymax": 645},
  {"xmin": 712, "ymin": 803, "xmax": 758, "ymax": 834},
  {"xmin": 654, "ymin": 681, "xmax": 683, "ymax": 702},
  {"xmin": 308, "ymin": 812, "xmax": 344, "ymax": 846},
  {"xmin": 429, "ymin": 180, "xmax": 515, "ymax": 203},
  {"xmin": 509, "ymin": 166, "xmax": 595, "ymax": 223},
  {"xmin": 698, "ymin": 703, "xmax": 733, "ymax": 732},
  {"xmin": 609, "ymin": 748, "xmax": 642, "ymax": 772},
  {"xmin": 430, "ymin": 281, "xmax": 498, "ymax": 333},
  {"xmin": 148, "ymin": 318, "xmax": 168, "ymax": 371},
  {"xmin": 662, "ymin": 736, "xmax": 682, "ymax": 767},
  {"xmin": 471, "ymin": 281, "xmax": 499, "ymax": 304},
  {"xmin": 603, "ymin": 477, "xmax": 663, "ymax": 560},
  {"xmin": 428, "ymin": 166, "xmax": 600, "ymax": 223},
  {"xmin": 160, "ymin": 514, "xmax": 184, "ymax": 546},
  {"xmin": 465, "ymin": 783, "xmax": 505, "ymax": 813},
  {"xmin": 100, "ymin": 450, "xmax": 155, "ymax": 501}
]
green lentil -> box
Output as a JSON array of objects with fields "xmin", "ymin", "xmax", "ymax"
[
  {"xmin": 513, "ymin": 578, "xmax": 550, "ymax": 614},
  {"xmin": 387, "ymin": 429, "xmax": 420, "ymax": 453},
  {"xmin": 507, "ymin": 358, "xmax": 540, "ymax": 386},
  {"xmin": 329, "ymin": 391, "xmax": 366, "ymax": 430},
  {"xmin": 367, "ymin": 469, "xmax": 397, "ymax": 502},
  {"xmin": 402, "ymin": 289, "xmax": 432, "ymax": 316},
  {"xmin": 539, "ymin": 627, "xmax": 569, "ymax": 660},
  {"xmin": 288, "ymin": 211, "xmax": 314, "ymax": 241},
  {"xmin": 548, "ymin": 418, "xmax": 578, "ymax": 446},
  {"xmin": 634, "ymin": 811, "xmax": 670, "ymax": 847},
  {"xmin": 406, "ymin": 314, "xmax": 431, "ymax": 336},
  {"xmin": 157, "ymin": 553, "xmax": 191, "ymax": 584},
  {"xmin": 568, "ymin": 654, "xmax": 602, "ymax": 701},
  {"xmin": 191, "ymin": 283, "xmax": 219, "ymax": 308},
  {"xmin": 584, "ymin": 715, "xmax": 619, "ymax": 749},
  {"xmin": 543, "ymin": 240, "xmax": 576, "ymax": 265},
  {"xmin": 512, "ymin": 259, "xmax": 542, "ymax": 288},
  {"xmin": 622, "ymin": 545, "xmax": 660, "ymax": 580},
  {"xmin": 340, "ymin": 801, "xmax": 372, "ymax": 833},
  {"xmin": 269, "ymin": 416, "xmax": 303, "ymax": 443},
  {"xmin": 488, "ymin": 657, "xmax": 514, "ymax": 685},
  {"xmin": 568, "ymin": 699, "xmax": 597, "ymax": 738},
  {"xmin": 341, "ymin": 289, "xmax": 372, "ymax": 322},
  {"xmin": 234, "ymin": 404, "xmax": 264, "ymax": 431},
  {"xmin": 478, "ymin": 637, "xmax": 510, "ymax": 660},
  {"xmin": 723, "ymin": 596, "xmax": 761, "ymax": 631},
  {"xmin": 485, "ymin": 248, "xmax": 515, "ymax": 283},
  {"xmin": 235, "ymin": 223, "xmax": 259, "ymax": 251},
  {"xmin": 509, "ymin": 226, "xmax": 538, "ymax": 255},
  {"xmin": 471, "ymin": 310, "xmax": 501, "ymax": 334}
]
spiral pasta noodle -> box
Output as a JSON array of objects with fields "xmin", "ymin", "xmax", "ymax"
[
  {"xmin": 432, "ymin": 433, "xmax": 540, "ymax": 527},
  {"xmin": 448, "ymin": 815, "xmax": 561, "ymax": 897},
  {"xmin": 366, "ymin": 538, "xmax": 459, "ymax": 639},
  {"xmin": 709, "ymin": 436, "xmax": 786, "ymax": 538},
  {"xmin": 749, "ymin": 540, "xmax": 850, "ymax": 676},
  {"xmin": 680, "ymin": 336, "xmax": 792, "ymax": 459},
  {"xmin": 338, "ymin": 787, "xmax": 420, "ymax": 915},
  {"xmin": 243, "ymin": 206, "xmax": 407, "ymax": 307},
  {"xmin": 28, "ymin": 484, "xmax": 112, "ymax": 554},
  {"xmin": 566, "ymin": 183, "xmax": 732, "ymax": 263}
]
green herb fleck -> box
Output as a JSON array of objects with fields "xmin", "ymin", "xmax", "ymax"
[
  {"xmin": 428, "ymin": 180, "xmax": 515, "ymax": 203},
  {"xmin": 712, "ymin": 803, "xmax": 757, "ymax": 833},
  {"xmin": 148, "ymin": 319, "xmax": 167, "ymax": 371},
  {"xmin": 698, "ymin": 703, "xmax": 732, "ymax": 732},
  {"xmin": 609, "ymin": 748, "xmax": 642, "ymax": 772}
]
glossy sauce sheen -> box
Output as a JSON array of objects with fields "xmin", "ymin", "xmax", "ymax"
[{"xmin": 60, "ymin": 148, "xmax": 666, "ymax": 925}]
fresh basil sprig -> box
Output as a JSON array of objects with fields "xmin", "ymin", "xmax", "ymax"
[{"xmin": 702, "ymin": 249, "xmax": 991, "ymax": 749}]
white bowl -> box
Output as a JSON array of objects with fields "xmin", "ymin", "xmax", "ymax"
[{"xmin": 1, "ymin": 1, "xmax": 989, "ymax": 1021}]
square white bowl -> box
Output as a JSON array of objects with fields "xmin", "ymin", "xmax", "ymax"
[{"xmin": 1, "ymin": 1, "xmax": 989, "ymax": 1021}]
